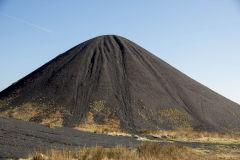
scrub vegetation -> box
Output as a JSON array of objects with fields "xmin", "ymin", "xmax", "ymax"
[
  {"xmin": 75, "ymin": 100, "xmax": 129, "ymax": 136},
  {"xmin": 0, "ymin": 102, "xmax": 71, "ymax": 128},
  {"xmin": 26, "ymin": 142, "xmax": 240, "ymax": 160},
  {"xmin": 27, "ymin": 143, "xmax": 199, "ymax": 160},
  {"xmin": 138, "ymin": 107, "xmax": 193, "ymax": 130}
]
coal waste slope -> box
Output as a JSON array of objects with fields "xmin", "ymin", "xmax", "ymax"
[{"xmin": 0, "ymin": 35, "xmax": 240, "ymax": 133}]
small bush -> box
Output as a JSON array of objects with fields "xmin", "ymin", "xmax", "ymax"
[
  {"xmin": 90, "ymin": 100, "xmax": 105, "ymax": 112},
  {"xmin": 32, "ymin": 152, "xmax": 46, "ymax": 160}
]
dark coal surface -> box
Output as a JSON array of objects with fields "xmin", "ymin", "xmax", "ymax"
[
  {"xmin": 0, "ymin": 117, "xmax": 140, "ymax": 159},
  {"xmin": 0, "ymin": 35, "xmax": 240, "ymax": 132}
]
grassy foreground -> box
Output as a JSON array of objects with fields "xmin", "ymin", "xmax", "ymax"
[
  {"xmin": 140, "ymin": 129, "xmax": 240, "ymax": 143},
  {"xmin": 71, "ymin": 125, "xmax": 240, "ymax": 159},
  {"xmin": 21, "ymin": 142, "xmax": 240, "ymax": 160},
  {"xmin": 26, "ymin": 143, "xmax": 199, "ymax": 160}
]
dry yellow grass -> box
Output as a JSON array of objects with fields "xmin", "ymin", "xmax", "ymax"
[
  {"xmin": 194, "ymin": 144, "xmax": 240, "ymax": 160},
  {"xmin": 74, "ymin": 109, "xmax": 122, "ymax": 135},
  {"xmin": 74, "ymin": 122, "xmax": 131, "ymax": 137},
  {"xmin": 157, "ymin": 108, "xmax": 193, "ymax": 129},
  {"xmin": 138, "ymin": 107, "xmax": 193, "ymax": 130},
  {"xmin": 75, "ymin": 101, "xmax": 131, "ymax": 137},
  {"xmin": 16, "ymin": 143, "xmax": 240, "ymax": 160},
  {"xmin": 0, "ymin": 103, "xmax": 42, "ymax": 121},
  {"xmin": 0, "ymin": 103, "xmax": 47, "ymax": 121},
  {"xmin": 28, "ymin": 143, "xmax": 201, "ymax": 160},
  {"xmin": 26, "ymin": 143, "xmax": 240, "ymax": 160},
  {"xmin": 140, "ymin": 129, "xmax": 240, "ymax": 143},
  {"xmin": 0, "ymin": 102, "xmax": 71, "ymax": 128}
]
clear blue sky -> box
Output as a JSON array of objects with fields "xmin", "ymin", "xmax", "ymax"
[{"xmin": 0, "ymin": 0, "xmax": 239, "ymax": 104}]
